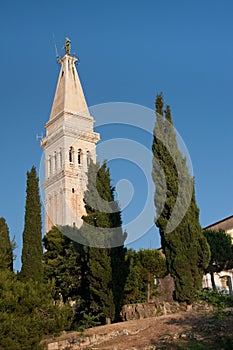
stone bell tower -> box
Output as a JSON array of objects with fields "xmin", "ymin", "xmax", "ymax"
[{"xmin": 41, "ymin": 38, "xmax": 100, "ymax": 233}]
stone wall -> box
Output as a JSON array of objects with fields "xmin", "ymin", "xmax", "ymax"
[
  {"xmin": 41, "ymin": 331, "xmax": 113, "ymax": 350},
  {"xmin": 120, "ymin": 301, "xmax": 183, "ymax": 321}
]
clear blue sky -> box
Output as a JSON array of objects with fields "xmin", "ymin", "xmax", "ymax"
[{"xmin": 1, "ymin": 0, "xmax": 233, "ymax": 271}]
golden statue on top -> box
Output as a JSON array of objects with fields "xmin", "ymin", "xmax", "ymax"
[{"xmin": 64, "ymin": 37, "xmax": 71, "ymax": 55}]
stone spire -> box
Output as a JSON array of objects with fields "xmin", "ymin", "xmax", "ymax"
[{"xmin": 49, "ymin": 39, "xmax": 90, "ymax": 121}]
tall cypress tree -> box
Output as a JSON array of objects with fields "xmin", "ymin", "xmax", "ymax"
[
  {"xmin": 0, "ymin": 217, "xmax": 13, "ymax": 271},
  {"xmin": 21, "ymin": 166, "xmax": 43, "ymax": 281},
  {"xmin": 96, "ymin": 162, "xmax": 128, "ymax": 321},
  {"xmin": 43, "ymin": 226, "xmax": 83, "ymax": 302},
  {"xmin": 78, "ymin": 160, "xmax": 127, "ymax": 323},
  {"xmin": 152, "ymin": 93, "xmax": 210, "ymax": 304}
]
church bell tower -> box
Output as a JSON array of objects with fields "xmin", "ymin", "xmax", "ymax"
[{"xmin": 41, "ymin": 38, "xmax": 100, "ymax": 233}]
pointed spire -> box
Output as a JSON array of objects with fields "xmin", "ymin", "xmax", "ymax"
[{"xmin": 49, "ymin": 38, "xmax": 90, "ymax": 122}]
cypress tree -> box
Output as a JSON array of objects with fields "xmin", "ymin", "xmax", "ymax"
[
  {"xmin": 78, "ymin": 160, "xmax": 127, "ymax": 323},
  {"xmin": 43, "ymin": 226, "xmax": 83, "ymax": 302},
  {"xmin": 0, "ymin": 217, "xmax": 13, "ymax": 271},
  {"xmin": 93, "ymin": 161, "xmax": 128, "ymax": 320},
  {"xmin": 21, "ymin": 166, "xmax": 43, "ymax": 281},
  {"xmin": 123, "ymin": 250, "xmax": 146, "ymax": 304},
  {"xmin": 152, "ymin": 93, "xmax": 210, "ymax": 304}
]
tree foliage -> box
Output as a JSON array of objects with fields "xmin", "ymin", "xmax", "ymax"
[
  {"xmin": 152, "ymin": 93, "xmax": 210, "ymax": 304},
  {"xmin": 139, "ymin": 249, "xmax": 167, "ymax": 302},
  {"xmin": 0, "ymin": 167, "xmax": 74, "ymax": 349},
  {"xmin": 204, "ymin": 229, "xmax": 233, "ymax": 290},
  {"xmin": 45, "ymin": 161, "xmax": 128, "ymax": 325},
  {"xmin": 0, "ymin": 269, "xmax": 73, "ymax": 350},
  {"xmin": 21, "ymin": 166, "xmax": 43, "ymax": 281},
  {"xmin": 79, "ymin": 160, "xmax": 127, "ymax": 323},
  {"xmin": 0, "ymin": 217, "xmax": 13, "ymax": 271},
  {"xmin": 124, "ymin": 249, "xmax": 166, "ymax": 304},
  {"xmin": 85, "ymin": 246, "xmax": 115, "ymax": 324},
  {"xmin": 123, "ymin": 250, "xmax": 146, "ymax": 304},
  {"xmin": 43, "ymin": 226, "xmax": 83, "ymax": 302}
]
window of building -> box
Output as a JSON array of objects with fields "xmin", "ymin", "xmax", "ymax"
[
  {"xmin": 54, "ymin": 151, "xmax": 57, "ymax": 172},
  {"xmin": 48, "ymin": 156, "xmax": 52, "ymax": 177},
  {"xmin": 69, "ymin": 146, "xmax": 74, "ymax": 163},
  {"xmin": 87, "ymin": 150, "xmax": 91, "ymax": 166},
  {"xmin": 59, "ymin": 148, "xmax": 62, "ymax": 168},
  {"xmin": 78, "ymin": 148, "xmax": 82, "ymax": 165}
]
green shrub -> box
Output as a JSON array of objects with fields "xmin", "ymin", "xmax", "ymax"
[{"xmin": 199, "ymin": 289, "xmax": 233, "ymax": 309}]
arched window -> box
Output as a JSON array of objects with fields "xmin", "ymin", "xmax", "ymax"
[
  {"xmin": 87, "ymin": 150, "xmax": 91, "ymax": 167},
  {"xmin": 78, "ymin": 148, "xmax": 82, "ymax": 165},
  {"xmin": 54, "ymin": 151, "xmax": 57, "ymax": 172},
  {"xmin": 48, "ymin": 155, "xmax": 52, "ymax": 177},
  {"xmin": 59, "ymin": 148, "xmax": 62, "ymax": 168},
  {"xmin": 69, "ymin": 146, "xmax": 74, "ymax": 163},
  {"xmin": 54, "ymin": 193, "xmax": 57, "ymax": 223}
]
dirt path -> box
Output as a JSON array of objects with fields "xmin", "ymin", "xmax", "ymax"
[{"xmin": 84, "ymin": 310, "xmax": 208, "ymax": 349}]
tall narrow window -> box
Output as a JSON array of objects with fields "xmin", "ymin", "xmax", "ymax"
[
  {"xmin": 78, "ymin": 149, "xmax": 82, "ymax": 165},
  {"xmin": 69, "ymin": 146, "xmax": 74, "ymax": 163},
  {"xmin": 54, "ymin": 151, "xmax": 57, "ymax": 172},
  {"xmin": 87, "ymin": 150, "xmax": 91, "ymax": 167},
  {"xmin": 48, "ymin": 156, "xmax": 52, "ymax": 177},
  {"xmin": 54, "ymin": 193, "xmax": 57, "ymax": 224},
  {"xmin": 59, "ymin": 148, "xmax": 62, "ymax": 168}
]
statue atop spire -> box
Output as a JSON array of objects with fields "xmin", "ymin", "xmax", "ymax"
[{"xmin": 64, "ymin": 37, "xmax": 71, "ymax": 55}]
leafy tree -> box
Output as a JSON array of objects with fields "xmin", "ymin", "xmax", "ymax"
[
  {"xmin": 139, "ymin": 249, "xmax": 166, "ymax": 302},
  {"xmin": 0, "ymin": 269, "xmax": 73, "ymax": 350},
  {"xmin": 152, "ymin": 93, "xmax": 210, "ymax": 304},
  {"xmin": 21, "ymin": 166, "xmax": 43, "ymax": 281},
  {"xmin": 124, "ymin": 249, "xmax": 166, "ymax": 304},
  {"xmin": 204, "ymin": 229, "xmax": 233, "ymax": 290},
  {"xmin": 0, "ymin": 217, "xmax": 13, "ymax": 270}
]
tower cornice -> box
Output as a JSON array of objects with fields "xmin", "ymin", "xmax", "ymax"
[
  {"xmin": 41, "ymin": 126, "xmax": 100, "ymax": 149},
  {"xmin": 45, "ymin": 110, "xmax": 94, "ymax": 129}
]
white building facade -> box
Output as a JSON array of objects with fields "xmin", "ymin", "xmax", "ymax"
[
  {"xmin": 41, "ymin": 42, "xmax": 100, "ymax": 233},
  {"xmin": 203, "ymin": 215, "xmax": 233, "ymax": 294}
]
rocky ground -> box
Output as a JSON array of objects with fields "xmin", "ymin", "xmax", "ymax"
[
  {"xmin": 43, "ymin": 307, "xmax": 233, "ymax": 349},
  {"xmin": 85, "ymin": 308, "xmax": 233, "ymax": 349}
]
